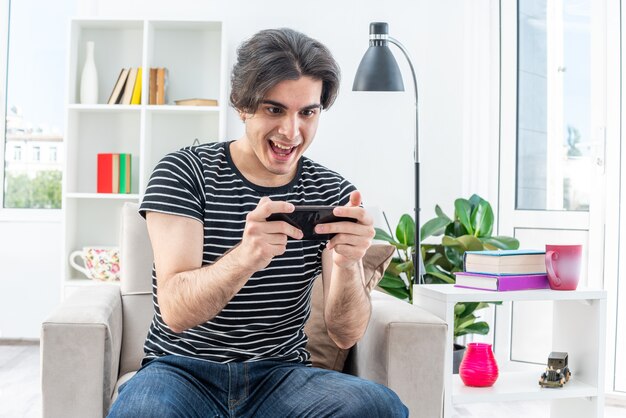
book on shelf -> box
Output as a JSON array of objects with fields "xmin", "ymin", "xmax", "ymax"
[
  {"xmin": 149, "ymin": 68, "xmax": 158, "ymax": 104},
  {"xmin": 97, "ymin": 153, "xmax": 113, "ymax": 193},
  {"xmin": 174, "ymin": 98, "xmax": 218, "ymax": 106},
  {"xmin": 97, "ymin": 153, "xmax": 132, "ymax": 194},
  {"xmin": 156, "ymin": 67, "xmax": 168, "ymax": 105},
  {"xmin": 107, "ymin": 68, "xmax": 129, "ymax": 105},
  {"xmin": 111, "ymin": 154, "xmax": 120, "ymax": 193},
  {"xmin": 463, "ymin": 249, "xmax": 546, "ymax": 275},
  {"xmin": 130, "ymin": 67, "xmax": 142, "ymax": 105},
  {"xmin": 119, "ymin": 153, "xmax": 132, "ymax": 194},
  {"xmin": 120, "ymin": 68, "xmax": 138, "ymax": 105},
  {"xmin": 454, "ymin": 271, "xmax": 550, "ymax": 291}
]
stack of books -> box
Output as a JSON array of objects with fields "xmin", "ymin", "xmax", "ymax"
[
  {"xmin": 97, "ymin": 153, "xmax": 132, "ymax": 194},
  {"xmin": 107, "ymin": 68, "xmax": 142, "ymax": 105},
  {"xmin": 454, "ymin": 249, "xmax": 549, "ymax": 291},
  {"xmin": 148, "ymin": 67, "xmax": 168, "ymax": 105}
]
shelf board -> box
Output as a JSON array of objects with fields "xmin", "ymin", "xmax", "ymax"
[
  {"xmin": 452, "ymin": 371, "xmax": 598, "ymax": 404},
  {"xmin": 65, "ymin": 193, "xmax": 140, "ymax": 200},
  {"xmin": 146, "ymin": 104, "xmax": 221, "ymax": 114},
  {"xmin": 68, "ymin": 104, "xmax": 221, "ymax": 114},
  {"xmin": 68, "ymin": 104, "xmax": 141, "ymax": 113},
  {"xmin": 414, "ymin": 284, "xmax": 606, "ymax": 303}
]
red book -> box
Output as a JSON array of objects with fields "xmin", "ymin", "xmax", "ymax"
[
  {"xmin": 454, "ymin": 272, "xmax": 549, "ymax": 291},
  {"xmin": 97, "ymin": 153, "xmax": 113, "ymax": 193}
]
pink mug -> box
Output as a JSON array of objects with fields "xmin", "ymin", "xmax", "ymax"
[{"xmin": 545, "ymin": 244, "xmax": 582, "ymax": 290}]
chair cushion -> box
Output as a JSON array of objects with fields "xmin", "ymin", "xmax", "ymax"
[
  {"xmin": 304, "ymin": 244, "xmax": 395, "ymax": 371},
  {"xmin": 112, "ymin": 371, "xmax": 136, "ymax": 403}
]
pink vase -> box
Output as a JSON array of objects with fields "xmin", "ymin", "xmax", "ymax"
[{"xmin": 459, "ymin": 342, "xmax": 499, "ymax": 387}]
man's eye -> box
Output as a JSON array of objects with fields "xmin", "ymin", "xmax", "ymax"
[
  {"xmin": 267, "ymin": 107, "xmax": 282, "ymax": 115},
  {"xmin": 301, "ymin": 109, "xmax": 317, "ymax": 117}
]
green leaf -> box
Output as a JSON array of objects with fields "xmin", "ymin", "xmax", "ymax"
[
  {"xmin": 376, "ymin": 229, "xmax": 409, "ymax": 250},
  {"xmin": 374, "ymin": 228, "xmax": 396, "ymax": 244},
  {"xmin": 454, "ymin": 199, "xmax": 474, "ymax": 235},
  {"xmin": 377, "ymin": 285, "xmax": 410, "ymax": 301},
  {"xmin": 387, "ymin": 258, "xmax": 405, "ymax": 276},
  {"xmin": 442, "ymin": 236, "xmax": 462, "ymax": 248},
  {"xmin": 424, "ymin": 265, "xmax": 455, "ymax": 284},
  {"xmin": 435, "ymin": 205, "xmax": 452, "ymax": 222},
  {"xmin": 455, "ymin": 314, "xmax": 477, "ymax": 331},
  {"xmin": 424, "ymin": 252, "xmax": 444, "ymax": 266},
  {"xmin": 378, "ymin": 273, "xmax": 408, "ymax": 289},
  {"xmin": 481, "ymin": 236, "xmax": 520, "ymax": 250},
  {"xmin": 396, "ymin": 260, "xmax": 414, "ymax": 273},
  {"xmin": 420, "ymin": 216, "xmax": 450, "ymax": 241},
  {"xmin": 445, "ymin": 220, "xmax": 469, "ymax": 238},
  {"xmin": 455, "ymin": 321, "xmax": 490, "ymax": 336},
  {"xmin": 444, "ymin": 246, "xmax": 464, "ymax": 270},
  {"xmin": 454, "ymin": 303, "xmax": 466, "ymax": 315},
  {"xmin": 396, "ymin": 214, "xmax": 416, "ymax": 247},
  {"xmin": 442, "ymin": 235, "xmax": 483, "ymax": 253},
  {"xmin": 456, "ymin": 301, "xmax": 480, "ymax": 317},
  {"xmin": 468, "ymin": 194, "xmax": 483, "ymax": 210},
  {"xmin": 471, "ymin": 200, "xmax": 494, "ymax": 237},
  {"xmin": 456, "ymin": 235, "xmax": 485, "ymax": 251}
]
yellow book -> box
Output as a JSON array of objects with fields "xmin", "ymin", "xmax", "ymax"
[{"xmin": 131, "ymin": 67, "xmax": 142, "ymax": 105}]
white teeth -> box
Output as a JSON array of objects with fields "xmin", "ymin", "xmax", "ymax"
[{"xmin": 271, "ymin": 140, "xmax": 293, "ymax": 150}]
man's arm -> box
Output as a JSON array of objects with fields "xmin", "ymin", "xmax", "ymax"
[
  {"xmin": 319, "ymin": 191, "xmax": 375, "ymax": 349},
  {"xmin": 146, "ymin": 197, "xmax": 303, "ymax": 333}
]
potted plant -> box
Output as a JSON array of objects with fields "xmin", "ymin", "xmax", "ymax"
[{"xmin": 374, "ymin": 194, "xmax": 519, "ymax": 372}]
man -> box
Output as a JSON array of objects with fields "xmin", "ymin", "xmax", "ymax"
[{"xmin": 108, "ymin": 28, "xmax": 408, "ymax": 417}]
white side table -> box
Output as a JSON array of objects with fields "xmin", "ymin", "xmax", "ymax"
[{"xmin": 413, "ymin": 284, "xmax": 606, "ymax": 418}]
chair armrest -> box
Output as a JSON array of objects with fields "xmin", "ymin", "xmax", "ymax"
[
  {"xmin": 41, "ymin": 284, "xmax": 123, "ymax": 418},
  {"xmin": 345, "ymin": 290, "xmax": 447, "ymax": 418}
]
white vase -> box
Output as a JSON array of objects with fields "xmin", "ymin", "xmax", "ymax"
[{"xmin": 80, "ymin": 41, "xmax": 98, "ymax": 104}]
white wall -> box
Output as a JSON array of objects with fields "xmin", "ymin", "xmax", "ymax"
[
  {"xmin": 0, "ymin": 215, "xmax": 62, "ymax": 338},
  {"xmin": 84, "ymin": 0, "xmax": 467, "ymax": 226},
  {"xmin": 0, "ymin": 0, "xmax": 470, "ymax": 338}
]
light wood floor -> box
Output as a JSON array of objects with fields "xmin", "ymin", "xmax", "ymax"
[{"xmin": 1, "ymin": 341, "xmax": 625, "ymax": 417}]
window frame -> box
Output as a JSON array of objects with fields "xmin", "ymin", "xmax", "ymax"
[{"xmin": 0, "ymin": 0, "xmax": 61, "ymax": 222}]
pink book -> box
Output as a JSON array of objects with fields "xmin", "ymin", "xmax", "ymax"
[{"xmin": 454, "ymin": 272, "xmax": 549, "ymax": 291}]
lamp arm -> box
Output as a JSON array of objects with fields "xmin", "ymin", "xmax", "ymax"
[
  {"xmin": 388, "ymin": 36, "xmax": 422, "ymax": 285},
  {"xmin": 388, "ymin": 37, "xmax": 419, "ymax": 164}
]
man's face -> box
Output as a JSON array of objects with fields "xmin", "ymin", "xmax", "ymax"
[{"xmin": 242, "ymin": 76, "xmax": 323, "ymax": 179}]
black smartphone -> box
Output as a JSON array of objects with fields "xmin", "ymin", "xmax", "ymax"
[{"xmin": 266, "ymin": 205, "xmax": 357, "ymax": 241}]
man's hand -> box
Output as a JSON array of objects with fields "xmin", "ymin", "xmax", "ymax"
[
  {"xmin": 239, "ymin": 196, "xmax": 304, "ymax": 272},
  {"xmin": 315, "ymin": 191, "xmax": 375, "ymax": 269}
]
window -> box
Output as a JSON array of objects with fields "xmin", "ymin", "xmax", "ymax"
[
  {"xmin": 12, "ymin": 145, "xmax": 20, "ymax": 161},
  {"xmin": 2, "ymin": 0, "xmax": 75, "ymax": 209},
  {"xmin": 49, "ymin": 146, "xmax": 57, "ymax": 162},
  {"xmin": 516, "ymin": 0, "xmax": 592, "ymax": 211}
]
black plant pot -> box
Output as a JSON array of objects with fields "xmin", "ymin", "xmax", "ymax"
[{"xmin": 453, "ymin": 343, "xmax": 466, "ymax": 374}]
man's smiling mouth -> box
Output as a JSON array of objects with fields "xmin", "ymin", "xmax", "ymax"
[{"xmin": 269, "ymin": 139, "xmax": 297, "ymax": 156}]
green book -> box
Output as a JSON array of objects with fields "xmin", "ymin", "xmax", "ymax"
[{"xmin": 119, "ymin": 154, "xmax": 132, "ymax": 194}]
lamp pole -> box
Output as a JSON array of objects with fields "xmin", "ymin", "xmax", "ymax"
[{"xmin": 386, "ymin": 36, "xmax": 421, "ymax": 285}]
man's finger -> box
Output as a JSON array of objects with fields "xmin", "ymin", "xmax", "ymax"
[
  {"xmin": 249, "ymin": 199, "xmax": 295, "ymax": 220},
  {"xmin": 346, "ymin": 190, "xmax": 362, "ymax": 207}
]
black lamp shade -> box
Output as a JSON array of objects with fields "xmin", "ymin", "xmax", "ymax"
[{"xmin": 352, "ymin": 45, "xmax": 404, "ymax": 92}]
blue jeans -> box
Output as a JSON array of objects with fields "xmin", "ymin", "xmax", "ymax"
[{"xmin": 107, "ymin": 355, "xmax": 408, "ymax": 418}]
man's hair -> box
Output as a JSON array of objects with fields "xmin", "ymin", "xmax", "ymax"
[{"xmin": 230, "ymin": 28, "xmax": 341, "ymax": 113}]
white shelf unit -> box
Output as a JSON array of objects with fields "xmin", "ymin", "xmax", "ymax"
[
  {"xmin": 413, "ymin": 285, "xmax": 607, "ymax": 418},
  {"xmin": 63, "ymin": 19, "xmax": 226, "ymax": 293}
]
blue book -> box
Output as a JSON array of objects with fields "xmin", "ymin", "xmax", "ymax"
[{"xmin": 463, "ymin": 249, "xmax": 546, "ymax": 275}]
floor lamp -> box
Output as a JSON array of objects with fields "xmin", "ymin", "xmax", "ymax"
[{"xmin": 353, "ymin": 22, "xmax": 423, "ymax": 284}]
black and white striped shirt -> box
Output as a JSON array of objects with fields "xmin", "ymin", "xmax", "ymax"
[{"xmin": 139, "ymin": 141, "xmax": 355, "ymax": 364}]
